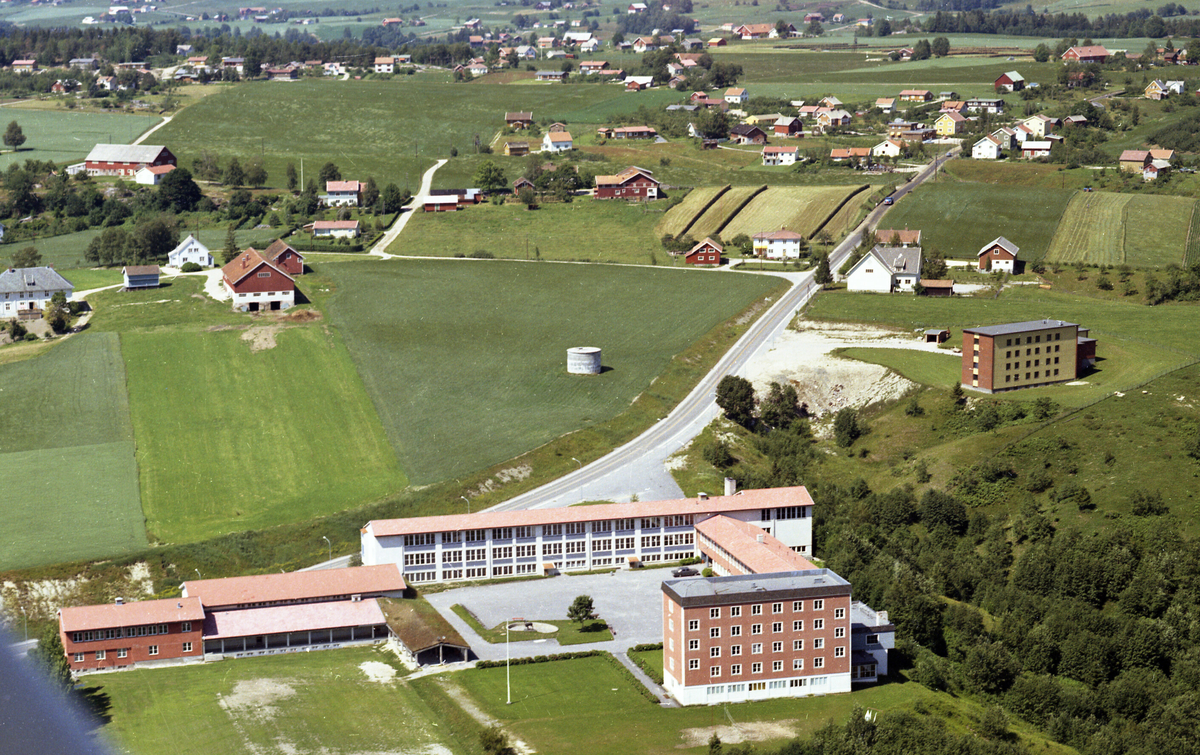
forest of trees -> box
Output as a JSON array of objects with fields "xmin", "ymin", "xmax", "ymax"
[{"xmin": 919, "ymin": 7, "xmax": 1200, "ymax": 38}]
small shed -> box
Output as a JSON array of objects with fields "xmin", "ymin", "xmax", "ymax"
[
  {"xmin": 922, "ymin": 280, "xmax": 955, "ymax": 298},
  {"xmin": 378, "ymin": 598, "xmax": 471, "ymax": 666},
  {"xmin": 123, "ymin": 265, "xmax": 160, "ymax": 290},
  {"xmin": 924, "ymin": 327, "xmax": 951, "ymax": 343}
]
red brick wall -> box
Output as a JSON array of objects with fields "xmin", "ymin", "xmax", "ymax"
[
  {"xmin": 977, "ymin": 334, "xmax": 995, "ymax": 391},
  {"xmin": 62, "ymin": 621, "xmax": 203, "ymax": 671}
]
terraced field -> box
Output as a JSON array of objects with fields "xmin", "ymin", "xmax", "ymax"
[
  {"xmin": 1046, "ymin": 191, "xmax": 1196, "ymax": 266},
  {"xmin": 656, "ymin": 185, "xmax": 729, "ymax": 238},
  {"xmin": 686, "ymin": 185, "xmax": 766, "ymax": 239},
  {"xmin": 721, "ymin": 185, "xmax": 865, "ymax": 239}
]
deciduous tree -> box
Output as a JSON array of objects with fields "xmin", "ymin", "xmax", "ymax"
[
  {"xmin": 3, "ymin": 120, "xmax": 26, "ymax": 149},
  {"xmin": 716, "ymin": 374, "xmax": 756, "ymax": 427},
  {"xmin": 223, "ymin": 157, "xmax": 246, "ymax": 187},
  {"xmin": 11, "ymin": 245, "xmax": 41, "ymax": 268}
]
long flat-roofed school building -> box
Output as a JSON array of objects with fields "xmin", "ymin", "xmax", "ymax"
[{"xmin": 360, "ymin": 484, "xmax": 814, "ymax": 584}]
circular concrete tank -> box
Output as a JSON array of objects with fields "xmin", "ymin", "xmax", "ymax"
[{"xmin": 567, "ymin": 347, "xmax": 602, "ymax": 375}]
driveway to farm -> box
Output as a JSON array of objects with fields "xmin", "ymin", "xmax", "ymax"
[
  {"xmin": 487, "ymin": 148, "xmax": 958, "ymax": 511},
  {"xmin": 368, "ymin": 158, "xmax": 447, "ymax": 258}
]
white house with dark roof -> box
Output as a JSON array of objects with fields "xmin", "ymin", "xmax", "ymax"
[
  {"xmin": 168, "ymin": 234, "xmax": 214, "ymax": 268},
  {"xmin": 844, "ymin": 245, "xmax": 922, "ymax": 293},
  {"xmin": 0, "ymin": 266, "xmax": 74, "ymax": 318}
]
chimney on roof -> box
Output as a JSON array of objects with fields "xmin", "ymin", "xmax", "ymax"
[
  {"xmin": 756, "ymin": 533, "xmax": 764, "ymax": 543},
  {"xmin": 724, "ymin": 478, "xmax": 737, "ymax": 496},
  {"xmin": 115, "ymin": 597, "xmax": 124, "ymax": 605},
  {"xmin": 698, "ymin": 492, "xmax": 708, "ymax": 501}
]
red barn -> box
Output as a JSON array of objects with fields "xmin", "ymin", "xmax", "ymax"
[
  {"xmin": 60, "ymin": 597, "xmax": 206, "ymax": 671},
  {"xmin": 684, "ymin": 237, "xmax": 723, "ymax": 265},
  {"xmin": 84, "ymin": 144, "xmax": 176, "ymax": 177},
  {"xmin": 1061, "ymin": 45, "xmax": 1109, "ymax": 63},
  {"xmin": 258, "ymin": 239, "xmax": 305, "ymax": 276},
  {"xmin": 222, "ymin": 247, "xmax": 297, "ymax": 312},
  {"xmin": 594, "ymin": 166, "xmax": 660, "ymax": 200}
]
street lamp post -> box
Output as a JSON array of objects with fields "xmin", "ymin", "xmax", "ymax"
[
  {"xmin": 571, "ymin": 457, "xmax": 582, "ymax": 502},
  {"xmin": 461, "ymin": 496, "xmax": 471, "ymax": 514},
  {"xmin": 195, "ymin": 568, "xmax": 202, "ymax": 580},
  {"xmin": 322, "ymin": 535, "xmax": 332, "ymax": 563},
  {"xmin": 506, "ymin": 619, "xmax": 512, "ymax": 705}
]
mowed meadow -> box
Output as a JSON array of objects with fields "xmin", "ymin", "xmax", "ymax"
[{"xmin": 322, "ymin": 259, "xmax": 782, "ymax": 484}]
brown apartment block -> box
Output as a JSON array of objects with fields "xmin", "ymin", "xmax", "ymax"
[{"xmin": 962, "ymin": 319, "xmax": 1097, "ymax": 393}]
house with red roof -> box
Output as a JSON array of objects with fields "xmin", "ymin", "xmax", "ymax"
[
  {"xmin": 221, "ymin": 247, "xmax": 296, "ymax": 312},
  {"xmin": 594, "ymin": 166, "xmax": 660, "ymax": 200},
  {"xmin": 762, "ymin": 145, "xmax": 799, "ymax": 166},
  {"xmin": 1062, "ymin": 45, "xmax": 1109, "ymax": 63},
  {"xmin": 134, "ymin": 164, "xmax": 175, "ymax": 186},
  {"xmin": 312, "ymin": 220, "xmax": 361, "ymax": 238}
]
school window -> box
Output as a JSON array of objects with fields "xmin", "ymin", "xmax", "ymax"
[
  {"xmin": 493, "ymin": 527, "xmax": 513, "ymax": 540},
  {"xmin": 751, "ymin": 624, "xmax": 762, "ymax": 635},
  {"xmin": 730, "ymin": 606, "xmax": 742, "ymax": 617},
  {"xmin": 814, "ymin": 638, "xmax": 824, "ymax": 649},
  {"xmin": 73, "ymin": 653, "xmax": 84, "ymax": 663},
  {"xmin": 814, "ymin": 657, "xmax": 824, "ymax": 668},
  {"xmin": 835, "ymin": 647, "xmax": 846, "ymax": 658},
  {"xmin": 117, "ymin": 649, "xmax": 128, "ymax": 658},
  {"xmin": 773, "ymin": 661, "xmax": 783, "ymax": 672},
  {"xmin": 752, "ymin": 643, "xmax": 763, "ymax": 655},
  {"xmin": 813, "ymin": 600, "xmax": 823, "ymax": 610},
  {"xmin": 751, "ymin": 604, "xmax": 762, "ymax": 615},
  {"xmin": 689, "ymin": 659, "xmax": 699, "ymax": 670},
  {"xmin": 793, "ymin": 639, "xmax": 804, "ymax": 651},
  {"xmin": 793, "ymin": 620, "xmax": 804, "ymax": 631},
  {"xmin": 731, "ymin": 645, "xmax": 741, "ymax": 656},
  {"xmin": 514, "ymin": 526, "xmax": 534, "ymax": 538},
  {"xmin": 772, "ymin": 603, "xmax": 782, "ymax": 614},
  {"xmin": 813, "ymin": 619, "xmax": 824, "ymax": 630},
  {"xmin": 689, "ymin": 639, "xmax": 699, "ymax": 650},
  {"xmin": 710, "ymin": 627, "xmax": 721, "ymax": 639},
  {"xmin": 565, "ymin": 522, "xmax": 587, "ymax": 535},
  {"xmin": 689, "ymin": 620, "xmax": 699, "ymax": 631},
  {"xmin": 834, "ymin": 608, "xmax": 845, "ymax": 619},
  {"xmin": 730, "ymin": 625, "xmax": 741, "ymax": 637},
  {"xmin": 793, "ymin": 601, "xmax": 803, "ymax": 612},
  {"xmin": 515, "ymin": 545, "xmax": 536, "ymax": 558},
  {"xmin": 793, "ymin": 658, "xmax": 803, "ymax": 670},
  {"xmin": 772, "ymin": 622, "xmax": 782, "ymax": 633},
  {"xmin": 834, "ymin": 627, "xmax": 845, "ymax": 638},
  {"xmin": 731, "ymin": 664, "xmax": 742, "ymax": 675},
  {"xmin": 183, "ymin": 642, "xmax": 193, "ymax": 653},
  {"xmin": 710, "ymin": 608, "xmax": 721, "ymax": 619},
  {"xmin": 148, "ymin": 645, "xmax": 158, "ymax": 656},
  {"xmin": 96, "ymin": 650, "xmax": 105, "ymax": 660},
  {"xmin": 182, "ymin": 621, "xmax": 191, "ymax": 632},
  {"xmin": 751, "ymin": 662, "xmax": 763, "ymax": 674},
  {"xmin": 772, "ymin": 641, "xmax": 782, "ymax": 653},
  {"xmin": 544, "ymin": 524, "xmax": 562, "ymax": 537},
  {"xmin": 711, "ymin": 647, "xmax": 721, "ymax": 658},
  {"xmin": 710, "ymin": 666, "xmax": 721, "ymax": 677}
]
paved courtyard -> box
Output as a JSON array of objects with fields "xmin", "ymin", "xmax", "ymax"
[{"xmin": 423, "ymin": 568, "xmax": 687, "ymax": 662}]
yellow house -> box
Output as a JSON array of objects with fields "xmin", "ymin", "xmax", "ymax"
[
  {"xmin": 934, "ymin": 111, "xmax": 966, "ymax": 136},
  {"xmin": 1145, "ymin": 79, "xmax": 1167, "ymax": 100}
]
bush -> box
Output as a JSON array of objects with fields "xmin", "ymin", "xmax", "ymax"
[
  {"xmin": 1130, "ymin": 490, "xmax": 1168, "ymax": 516},
  {"xmin": 180, "ymin": 262, "xmax": 202, "ymax": 273}
]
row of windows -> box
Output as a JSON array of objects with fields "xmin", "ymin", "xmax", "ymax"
[
  {"xmin": 1004, "ymin": 344, "xmax": 1062, "ymax": 358},
  {"xmin": 687, "ymin": 619, "xmax": 842, "ymax": 637},
  {"xmin": 1003, "ymin": 332, "xmax": 1063, "ymax": 347},
  {"xmin": 1003, "ymin": 357, "xmax": 1060, "ymax": 371},
  {"xmin": 701, "ymin": 601, "xmax": 835, "ymax": 620},
  {"xmin": 683, "ymin": 656, "xmax": 837, "ymax": 675},
  {"xmin": 703, "ymin": 678, "xmax": 826, "ymax": 695},
  {"xmin": 409, "ymin": 557, "xmax": 627, "ymax": 583},
  {"xmin": 72, "ymin": 643, "xmax": 191, "ymax": 662},
  {"xmin": 71, "ymin": 623, "xmax": 175, "ymax": 643},
  {"xmin": 400, "ymin": 516, "xmax": 705, "ymax": 548},
  {"xmin": 762, "ymin": 506, "xmax": 808, "ymax": 521},
  {"xmin": 689, "ymin": 638, "xmax": 844, "ymax": 655},
  {"xmin": 1004, "ymin": 369, "xmax": 1060, "ymax": 384}
]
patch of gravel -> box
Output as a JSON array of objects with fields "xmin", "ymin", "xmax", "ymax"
[
  {"xmin": 218, "ymin": 678, "xmax": 297, "ymax": 719},
  {"xmin": 678, "ymin": 721, "xmax": 799, "ymax": 748},
  {"xmin": 242, "ymin": 325, "xmax": 282, "ymax": 352},
  {"xmin": 360, "ymin": 660, "xmax": 398, "ymax": 684},
  {"xmin": 127, "ymin": 562, "xmax": 155, "ymax": 598}
]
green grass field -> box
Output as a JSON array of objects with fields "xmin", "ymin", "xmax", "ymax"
[
  {"xmin": 658, "ymin": 186, "xmax": 729, "ymax": 238},
  {"xmin": 6, "ymin": 225, "xmax": 282, "ymax": 273},
  {"xmin": 806, "ymin": 286, "xmax": 1198, "ymax": 406},
  {"xmin": 0, "ymin": 332, "xmax": 145, "ymax": 569},
  {"xmin": 121, "ymin": 323, "xmax": 406, "ymax": 544},
  {"xmin": 322, "ymin": 259, "xmax": 780, "ymax": 484},
  {"xmin": 156, "ymin": 79, "xmax": 671, "ymax": 192},
  {"xmin": 837, "ymin": 347, "xmax": 962, "ymax": 388},
  {"xmin": 881, "ymin": 181, "xmax": 1073, "ymax": 260},
  {"xmin": 721, "ymin": 185, "xmax": 864, "ymax": 239},
  {"xmin": 451, "ymin": 604, "xmax": 614, "ymax": 645},
  {"xmin": 393, "ymin": 199, "xmax": 667, "ymax": 264},
  {"xmin": 86, "ymin": 647, "xmax": 461, "ymax": 755},
  {"xmin": 687, "ymin": 185, "xmax": 765, "ymax": 240},
  {"xmin": 0, "ymin": 106, "xmax": 160, "ymax": 171},
  {"xmin": 1045, "ymin": 191, "xmax": 1196, "ymax": 266}
]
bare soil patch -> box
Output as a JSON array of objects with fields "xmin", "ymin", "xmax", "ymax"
[
  {"xmin": 242, "ymin": 325, "xmax": 283, "ymax": 352},
  {"xmin": 218, "ymin": 678, "xmax": 297, "ymax": 719},
  {"xmin": 360, "ymin": 660, "xmax": 398, "ymax": 684},
  {"xmin": 678, "ymin": 721, "xmax": 799, "ymax": 748}
]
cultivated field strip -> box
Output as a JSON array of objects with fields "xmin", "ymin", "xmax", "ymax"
[
  {"xmin": 1186, "ymin": 202, "xmax": 1200, "ymax": 267},
  {"xmin": 1045, "ymin": 191, "xmax": 1131, "ymax": 264},
  {"xmin": 721, "ymin": 185, "xmax": 863, "ymax": 239},
  {"xmin": 817, "ymin": 185, "xmax": 873, "ymax": 241},
  {"xmin": 1124, "ymin": 195, "xmax": 1197, "ymax": 268},
  {"xmin": 657, "ymin": 185, "xmax": 730, "ymax": 237},
  {"xmin": 688, "ymin": 185, "xmax": 767, "ymax": 239}
]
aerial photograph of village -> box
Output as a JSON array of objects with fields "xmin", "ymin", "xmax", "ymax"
[{"xmin": 2, "ymin": 0, "xmax": 1200, "ymax": 751}]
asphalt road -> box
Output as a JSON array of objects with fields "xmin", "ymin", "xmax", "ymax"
[{"xmin": 487, "ymin": 148, "xmax": 958, "ymax": 513}]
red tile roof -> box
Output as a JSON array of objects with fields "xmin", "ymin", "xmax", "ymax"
[
  {"xmin": 60, "ymin": 597, "xmax": 205, "ymax": 632},
  {"xmin": 261, "ymin": 238, "xmax": 304, "ymax": 263},
  {"xmin": 313, "ymin": 220, "xmax": 361, "ymax": 230},
  {"xmin": 202, "ymin": 599, "xmax": 386, "ymax": 639},
  {"xmin": 183, "ymin": 564, "xmax": 405, "ymax": 608},
  {"xmin": 326, "ymin": 180, "xmax": 361, "ymax": 192},
  {"xmin": 366, "ymin": 486, "xmax": 815, "ymax": 537},
  {"xmin": 696, "ymin": 515, "xmax": 815, "ymax": 574}
]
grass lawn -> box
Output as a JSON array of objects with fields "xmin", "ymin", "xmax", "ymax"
[
  {"xmin": 0, "ymin": 107, "xmax": 160, "ymax": 171},
  {"xmin": 392, "ymin": 199, "xmax": 667, "ymax": 264},
  {"xmin": 322, "ymin": 259, "xmax": 781, "ymax": 484},
  {"xmin": 1046, "ymin": 191, "xmax": 1196, "ymax": 267},
  {"xmin": 689, "ymin": 185, "xmax": 765, "ymax": 239},
  {"xmin": 86, "ymin": 647, "xmax": 460, "ymax": 755},
  {"xmin": 451, "ymin": 604, "xmax": 613, "ymax": 645},
  {"xmin": 628, "ymin": 648, "xmax": 664, "ymax": 684},
  {"xmin": 836, "ymin": 347, "xmax": 962, "ymax": 388},
  {"xmin": 429, "ymin": 655, "xmax": 1071, "ymax": 755},
  {"xmin": 805, "ymin": 287, "xmax": 1199, "ymax": 406},
  {"xmin": 0, "ymin": 332, "xmax": 145, "ymax": 569},
  {"xmin": 121, "ymin": 322, "xmax": 406, "ymax": 544},
  {"xmin": 881, "ymin": 181, "xmax": 1073, "ymax": 261},
  {"xmin": 63, "ymin": 267, "xmax": 126, "ymax": 292},
  {"xmin": 156, "ymin": 79, "xmax": 667, "ymax": 192}
]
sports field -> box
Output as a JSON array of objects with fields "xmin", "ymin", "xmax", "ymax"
[
  {"xmin": 1045, "ymin": 192, "xmax": 1196, "ymax": 266},
  {"xmin": 122, "ymin": 323, "xmax": 406, "ymax": 544},
  {"xmin": 0, "ymin": 106, "xmax": 160, "ymax": 171},
  {"xmin": 86, "ymin": 647, "xmax": 462, "ymax": 755},
  {"xmin": 881, "ymin": 182, "xmax": 1073, "ymax": 261},
  {"xmin": 393, "ymin": 199, "xmax": 665, "ymax": 264},
  {"xmin": 322, "ymin": 259, "xmax": 781, "ymax": 484},
  {"xmin": 156, "ymin": 79, "xmax": 668, "ymax": 192},
  {"xmin": 0, "ymin": 333, "xmax": 145, "ymax": 569}
]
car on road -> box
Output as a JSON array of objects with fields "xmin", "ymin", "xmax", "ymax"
[
  {"xmin": 882, "ymin": 196, "xmax": 894, "ymax": 205},
  {"xmin": 672, "ymin": 566, "xmax": 699, "ymax": 577}
]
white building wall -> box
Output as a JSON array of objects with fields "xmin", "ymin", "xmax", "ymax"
[
  {"xmin": 1, "ymin": 286, "xmax": 73, "ymax": 316},
  {"xmin": 845, "ymin": 257, "xmax": 894, "ymax": 293},
  {"xmin": 668, "ymin": 672, "xmax": 852, "ymax": 705}
]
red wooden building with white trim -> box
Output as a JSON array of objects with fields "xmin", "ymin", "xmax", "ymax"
[
  {"xmin": 594, "ymin": 166, "xmax": 660, "ymax": 200},
  {"xmin": 84, "ymin": 144, "xmax": 176, "ymax": 177}
]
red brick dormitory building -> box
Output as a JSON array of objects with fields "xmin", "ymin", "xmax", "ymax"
[{"xmin": 962, "ymin": 319, "xmax": 1097, "ymax": 393}]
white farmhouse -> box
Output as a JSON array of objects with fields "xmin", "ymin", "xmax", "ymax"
[
  {"xmin": 761, "ymin": 146, "xmax": 798, "ymax": 166},
  {"xmin": 844, "ymin": 245, "xmax": 922, "ymax": 293},
  {"xmin": 0, "ymin": 266, "xmax": 74, "ymax": 318},
  {"xmin": 752, "ymin": 229, "xmax": 806, "ymax": 259},
  {"xmin": 542, "ymin": 131, "xmax": 573, "ymax": 152},
  {"xmin": 168, "ymin": 234, "xmax": 214, "ymax": 268},
  {"xmin": 134, "ymin": 164, "xmax": 175, "ymax": 185},
  {"xmin": 324, "ymin": 180, "xmax": 362, "ymax": 207},
  {"xmin": 872, "ymin": 139, "xmax": 903, "ymax": 159},
  {"xmin": 972, "ymin": 135, "xmax": 1003, "ymax": 160}
]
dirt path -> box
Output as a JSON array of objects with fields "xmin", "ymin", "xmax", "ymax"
[
  {"xmin": 435, "ymin": 677, "xmax": 536, "ymax": 755},
  {"xmin": 369, "ymin": 158, "xmax": 448, "ymax": 258}
]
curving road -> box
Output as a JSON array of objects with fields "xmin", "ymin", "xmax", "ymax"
[
  {"xmin": 368, "ymin": 158, "xmax": 447, "ymax": 258},
  {"xmin": 487, "ymin": 147, "xmax": 958, "ymax": 512}
]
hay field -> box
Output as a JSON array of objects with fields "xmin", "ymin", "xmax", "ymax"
[
  {"xmin": 1046, "ymin": 191, "xmax": 1195, "ymax": 266},
  {"xmin": 721, "ymin": 185, "xmax": 865, "ymax": 239},
  {"xmin": 656, "ymin": 185, "xmax": 729, "ymax": 238},
  {"xmin": 687, "ymin": 185, "xmax": 766, "ymax": 239}
]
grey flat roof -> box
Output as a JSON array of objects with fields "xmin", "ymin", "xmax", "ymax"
[
  {"xmin": 662, "ymin": 569, "xmax": 851, "ymax": 607},
  {"xmin": 964, "ymin": 319, "xmax": 1078, "ymax": 337}
]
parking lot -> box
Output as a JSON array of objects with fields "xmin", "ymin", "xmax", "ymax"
[{"xmin": 423, "ymin": 568, "xmax": 692, "ymax": 661}]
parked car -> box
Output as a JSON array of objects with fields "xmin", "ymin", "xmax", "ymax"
[
  {"xmin": 882, "ymin": 196, "xmax": 894, "ymax": 205},
  {"xmin": 672, "ymin": 566, "xmax": 699, "ymax": 578}
]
